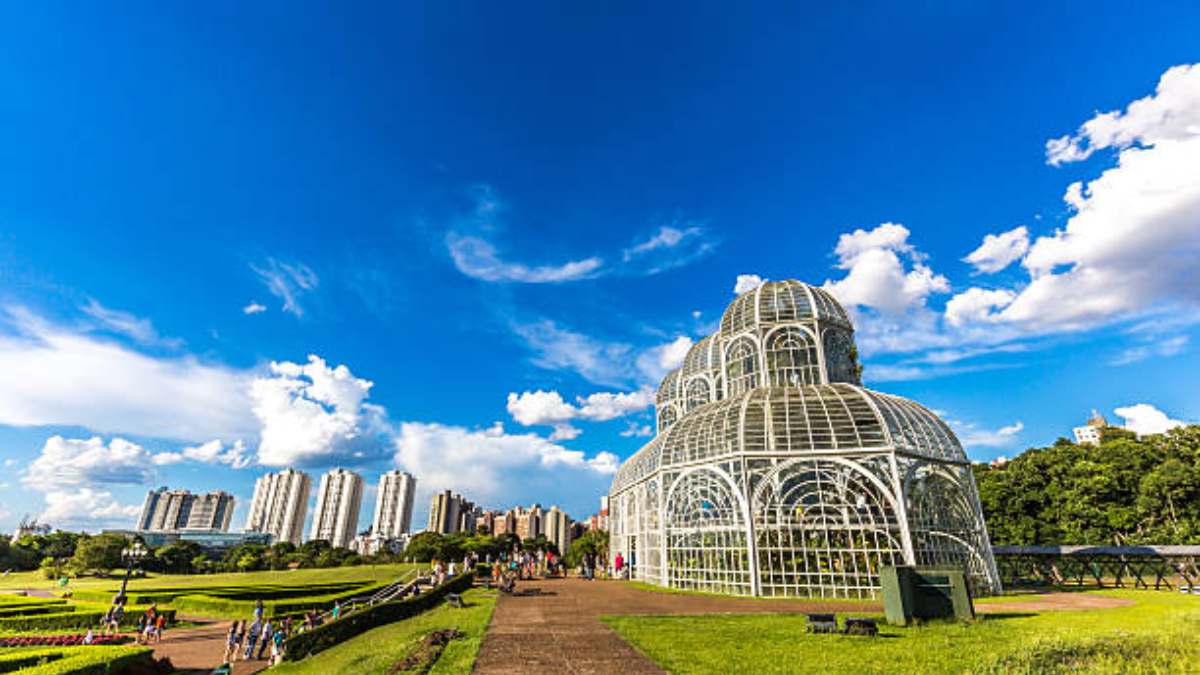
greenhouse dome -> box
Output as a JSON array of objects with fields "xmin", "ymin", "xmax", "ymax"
[{"xmin": 609, "ymin": 280, "xmax": 1001, "ymax": 598}]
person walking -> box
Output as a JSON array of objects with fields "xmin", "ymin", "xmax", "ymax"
[
  {"xmin": 244, "ymin": 617, "xmax": 262, "ymax": 660},
  {"xmin": 223, "ymin": 621, "xmax": 241, "ymax": 664},
  {"xmin": 256, "ymin": 619, "xmax": 273, "ymax": 659},
  {"xmin": 154, "ymin": 612, "xmax": 166, "ymax": 643}
]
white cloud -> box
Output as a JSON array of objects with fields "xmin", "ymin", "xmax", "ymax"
[
  {"xmin": 252, "ymin": 355, "xmax": 390, "ymax": 467},
  {"xmin": 152, "ymin": 439, "xmax": 252, "ymax": 469},
  {"xmin": 997, "ymin": 63, "xmax": 1200, "ymax": 330},
  {"xmin": 621, "ymin": 224, "xmax": 716, "ymax": 274},
  {"xmin": 81, "ymin": 300, "xmax": 183, "ymax": 348},
  {"xmin": 549, "ymin": 424, "xmax": 581, "ymax": 441},
  {"xmin": 23, "ymin": 435, "xmax": 156, "ymax": 489},
  {"xmin": 242, "ymin": 302, "xmax": 267, "ymax": 315},
  {"xmin": 506, "ymin": 388, "xmax": 654, "ymax": 427},
  {"xmin": 953, "ymin": 419, "xmax": 1024, "ymax": 450},
  {"xmin": 1114, "ymin": 403, "xmax": 1187, "ymax": 436},
  {"xmin": 393, "ymin": 421, "xmax": 617, "ymax": 513},
  {"xmin": 733, "ymin": 274, "xmax": 766, "ymax": 295},
  {"xmin": 447, "ymin": 234, "xmax": 603, "ymax": 283},
  {"xmin": 1110, "ymin": 335, "xmax": 1189, "ymax": 366},
  {"xmin": 963, "ymin": 226, "xmax": 1030, "ymax": 274},
  {"xmin": 944, "ymin": 288, "xmax": 1016, "ymax": 327},
  {"xmin": 0, "ymin": 306, "xmax": 256, "ymax": 441},
  {"xmin": 620, "ymin": 422, "xmax": 653, "ymax": 438},
  {"xmin": 825, "ymin": 223, "xmax": 949, "ymax": 315},
  {"xmin": 635, "ymin": 336, "xmax": 694, "ymax": 382},
  {"xmin": 510, "ymin": 320, "xmax": 636, "ymax": 387},
  {"xmin": 252, "ymin": 258, "xmax": 319, "ymax": 317},
  {"xmin": 40, "ymin": 488, "xmax": 141, "ymax": 529}
]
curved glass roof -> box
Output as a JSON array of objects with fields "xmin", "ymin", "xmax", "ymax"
[
  {"xmin": 720, "ymin": 280, "xmax": 852, "ymax": 335},
  {"xmin": 613, "ymin": 383, "xmax": 965, "ymax": 493}
]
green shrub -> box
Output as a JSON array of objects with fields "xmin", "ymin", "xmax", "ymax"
[
  {"xmin": 0, "ymin": 608, "xmax": 175, "ymax": 631},
  {"xmin": 0, "ymin": 604, "xmax": 71, "ymax": 618},
  {"xmin": 0, "ymin": 647, "xmax": 66, "ymax": 672},
  {"xmin": 284, "ymin": 573, "xmax": 474, "ymax": 661},
  {"xmin": 20, "ymin": 646, "xmax": 152, "ymax": 675}
]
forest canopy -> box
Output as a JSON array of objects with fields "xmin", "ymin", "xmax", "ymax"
[{"xmin": 975, "ymin": 425, "xmax": 1200, "ymax": 546}]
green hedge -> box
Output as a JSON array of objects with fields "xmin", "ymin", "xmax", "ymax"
[
  {"xmin": 284, "ymin": 573, "xmax": 475, "ymax": 661},
  {"xmin": 0, "ymin": 603, "xmax": 69, "ymax": 618},
  {"xmin": 10, "ymin": 646, "xmax": 153, "ymax": 675},
  {"xmin": 67, "ymin": 581, "xmax": 365, "ymax": 605},
  {"xmin": 0, "ymin": 608, "xmax": 176, "ymax": 631},
  {"xmin": 169, "ymin": 579, "xmax": 393, "ymax": 618}
]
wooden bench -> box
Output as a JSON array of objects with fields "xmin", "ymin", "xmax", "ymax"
[
  {"xmin": 805, "ymin": 613, "xmax": 838, "ymax": 634},
  {"xmin": 446, "ymin": 593, "xmax": 465, "ymax": 608},
  {"xmin": 843, "ymin": 617, "xmax": 878, "ymax": 636}
]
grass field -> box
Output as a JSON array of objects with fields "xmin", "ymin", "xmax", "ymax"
[
  {"xmin": 604, "ymin": 590, "xmax": 1200, "ymax": 674},
  {"xmin": 272, "ymin": 588, "xmax": 498, "ymax": 675}
]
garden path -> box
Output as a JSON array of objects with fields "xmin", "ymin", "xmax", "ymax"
[
  {"xmin": 473, "ymin": 578, "xmax": 880, "ymax": 675},
  {"xmin": 148, "ymin": 616, "xmax": 269, "ymax": 675}
]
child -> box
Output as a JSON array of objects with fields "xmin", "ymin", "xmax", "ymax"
[{"xmin": 223, "ymin": 621, "xmax": 240, "ymax": 664}]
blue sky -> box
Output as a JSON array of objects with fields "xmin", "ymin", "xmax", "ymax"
[{"xmin": 1, "ymin": 3, "xmax": 1198, "ymax": 535}]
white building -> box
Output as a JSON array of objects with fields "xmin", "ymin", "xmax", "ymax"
[
  {"xmin": 246, "ymin": 469, "xmax": 311, "ymax": 546},
  {"xmin": 1073, "ymin": 410, "xmax": 1108, "ymax": 446},
  {"xmin": 543, "ymin": 505, "xmax": 572, "ymax": 554},
  {"xmin": 372, "ymin": 470, "xmax": 417, "ymax": 539},
  {"xmin": 311, "ymin": 468, "xmax": 364, "ymax": 549}
]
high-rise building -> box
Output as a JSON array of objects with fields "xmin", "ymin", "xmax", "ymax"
[
  {"xmin": 246, "ymin": 469, "xmax": 311, "ymax": 546},
  {"xmin": 514, "ymin": 504, "xmax": 542, "ymax": 541},
  {"xmin": 1073, "ymin": 410, "xmax": 1108, "ymax": 446},
  {"xmin": 427, "ymin": 491, "xmax": 475, "ymax": 534},
  {"xmin": 311, "ymin": 468, "xmax": 364, "ymax": 549},
  {"xmin": 475, "ymin": 510, "xmax": 497, "ymax": 536},
  {"xmin": 137, "ymin": 488, "xmax": 234, "ymax": 532},
  {"xmin": 543, "ymin": 505, "xmax": 572, "ymax": 554},
  {"xmin": 371, "ymin": 470, "xmax": 417, "ymax": 539},
  {"xmin": 492, "ymin": 509, "xmax": 515, "ymax": 536}
]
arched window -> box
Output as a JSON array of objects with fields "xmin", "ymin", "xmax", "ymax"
[
  {"xmin": 685, "ymin": 378, "xmax": 711, "ymax": 411},
  {"xmin": 766, "ymin": 327, "xmax": 820, "ymax": 387},
  {"xmin": 658, "ymin": 405, "xmax": 678, "ymax": 432},
  {"xmin": 725, "ymin": 338, "xmax": 759, "ymax": 397},
  {"xmin": 822, "ymin": 329, "xmax": 860, "ymax": 384}
]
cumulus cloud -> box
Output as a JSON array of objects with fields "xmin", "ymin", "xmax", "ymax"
[
  {"xmin": 733, "ymin": 274, "xmax": 766, "ymax": 295},
  {"xmin": 998, "ymin": 63, "xmax": 1200, "ymax": 330},
  {"xmin": 152, "ymin": 439, "xmax": 252, "ymax": 469},
  {"xmin": 81, "ymin": 300, "xmax": 183, "ymax": 348},
  {"xmin": 620, "ymin": 422, "xmax": 654, "ymax": 438},
  {"xmin": 252, "ymin": 258, "xmax": 319, "ymax": 317},
  {"xmin": 944, "ymin": 288, "xmax": 1017, "ymax": 327},
  {"xmin": 825, "ymin": 223, "xmax": 949, "ymax": 315},
  {"xmin": 952, "ymin": 419, "xmax": 1024, "ymax": 451},
  {"xmin": 1114, "ymin": 403, "xmax": 1187, "ymax": 436},
  {"xmin": 963, "ymin": 226, "xmax": 1030, "ymax": 274},
  {"xmin": 549, "ymin": 424, "xmax": 582, "ymax": 441},
  {"xmin": 242, "ymin": 302, "xmax": 267, "ymax": 315},
  {"xmin": 447, "ymin": 234, "xmax": 604, "ymax": 283},
  {"xmin": 251, "ymin": 355, "xmax": 390, "ymax": 467},
  {"xmin": 40, "ymin": 488, "xmax": 141, "ymax": 528},
  {"xmin": 506, "ymin": 388, "xmax": 654, "ymax": 427},
  {"xmin": 393, "ymin": 421, "xmax": 618, "ymax": 513},
  {"xmin": 0, "ymin": 306, "xmax": 256, "ymax": 441},
  {"xmin": 23, "ymin": 436, "xmax": 156, "ymax": 489},
  {"xmin": 635, "ymin": 336, "xmax": 693, "ymax": 382}
]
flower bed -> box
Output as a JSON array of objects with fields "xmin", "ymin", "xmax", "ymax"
[{"xmin": 0, "ymin": 634, "xmax": 132, "ymax": 647}]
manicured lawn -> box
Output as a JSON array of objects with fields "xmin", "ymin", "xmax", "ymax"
[
  {"xmin": 623, "ymin": 580, "xmax": 881, "ymax": 605},
  {"xmin": 273, "ymin": 588, "xmax": 498, "ymax": 675},
  {"xmin": 603, "ymin": 590, "xmax": 1200, "ymax": 674},
  {"xmin": 0, "ymin": 563, "xmax": 418, "ymax": 594}
]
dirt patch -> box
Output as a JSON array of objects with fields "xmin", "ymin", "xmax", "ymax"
[
  {"xmin": 387, "ymin": 628, "xmax": 464, "ymax": 674},
  {"xmin": 977, "ymin": 592, "xmax": 1134, "ymax": 613}
]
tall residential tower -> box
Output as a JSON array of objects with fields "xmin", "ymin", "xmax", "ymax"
[
  {"xmin": 372, "ymin": 470, "xmax": 416, "ymax": 539},
  {"xmin": 245, "ymin": 469, "xmax": 311, "ymax": 546},
  {"xmin": 138, "ymin": 488, "xmax": 234, "ymax": 532},
  {"xmin": 311, "ymin": 468, "xmax": 364, "ymax": 548}
]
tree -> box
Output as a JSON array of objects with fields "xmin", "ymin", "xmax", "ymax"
[
  {"xmin": 155, "ymin": 541, "xmax": 203, "ymax": 574},
  {"xmin": 68, "ymin": 534, "xmax": 125, "ymax": 576},
  {"xmin": 566, "ymin": 529, "xmax": 608, "ymax": 568}
]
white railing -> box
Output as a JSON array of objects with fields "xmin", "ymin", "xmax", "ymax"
[{"xmin": 311, "ymin": 569, "xmax": 423, "ymax": 625}]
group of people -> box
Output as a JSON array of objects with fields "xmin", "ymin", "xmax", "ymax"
[
  {"xmin": 222, "ymin": 600, "xmax": 288, "ymax": 667},
  {"xmin": 134, "ymin": 603, "xmax": 167, "ymax": 644}
]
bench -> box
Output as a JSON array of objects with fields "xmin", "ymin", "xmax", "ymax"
[
  {"xmin": 805, "ymin": 613, "xmax": 838, "ymax": 634},
  {"xmin": 843, "ymin": 617, "xmax": 878, "ymax": 637},
  {"xmin": 446, "ymin": 593, "xmax": 464, "ymax": 609}
]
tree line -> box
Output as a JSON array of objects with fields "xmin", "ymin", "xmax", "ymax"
[{"xmin": 975, "ymin": 424, "xmax": 1200, "ymax": 546}]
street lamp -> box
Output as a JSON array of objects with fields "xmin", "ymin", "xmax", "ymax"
[{"xmin": 117, "ymin": 541, "xmax": 146, "ymax": 602}]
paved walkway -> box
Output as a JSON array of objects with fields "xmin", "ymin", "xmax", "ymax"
[
  {"xmin": 148, "ymin": 617, "xmax": 270, "ymax": 675},
  {"xmin": 473, "ymin": 578, "xmax": 880, "ymax": 674}
]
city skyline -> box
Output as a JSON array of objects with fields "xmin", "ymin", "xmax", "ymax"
[{"xmin": 0, "ymin": 4, "xmax": 1198, "ymax": 535}]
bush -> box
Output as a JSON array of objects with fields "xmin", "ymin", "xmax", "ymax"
[
  {"xmin": 10, "ymin": 646, "xmax": 153, "ymax": 675},
  {"xmin": 0, "ymin": 603, "xmax": 70, "ymax": 618},
  {"xmin": 284, "ymin": 572, "xmax": 475, "ymax": 661},
  {"xmin": 0, "ymin": 608, "xmax": 175, "ymax": 631}
]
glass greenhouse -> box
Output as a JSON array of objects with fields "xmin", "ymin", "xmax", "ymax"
[{"xmin": 609, "ymin": 280, "xmax": 1001, "ymax": 598}]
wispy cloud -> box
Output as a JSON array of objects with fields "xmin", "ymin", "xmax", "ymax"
[
  {"xmin": 251, "ymin": 258, "xmax": 319, "ymax": 317},
  {"xmin": 242, "ymin": 302, "xmax": 267, "ymax": 315},
  {"xmin": 81, "ymin": 300, "xmax": 183, "ymax": 349},
  {"xmin": 447, "ymin": 234, "xmax": 604, "ymax": 283}
]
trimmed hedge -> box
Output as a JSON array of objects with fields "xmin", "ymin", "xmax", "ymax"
[
  {"xmin": 0, "ymin": 608, "xmax": 176, "ymax": 631},
  {"xmin": 0, "ymin": 648, "xmax": 65, "ymax": 673},
  {"xmin": 67, "ymin": 581, "xmax": 364, "ymax": 605},
  {"xmin": 11, "ymin": 646, "xmax": 153, "ymax": 675},
  {"xmin": 0, "ymin": 603, "xmax": 70, "ymax": 618},
  {"xmin": 284, "ymin": 572, "xmax": 475, "ymax": 661}
]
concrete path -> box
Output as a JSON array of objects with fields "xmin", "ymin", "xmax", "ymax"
[
  {"xmin": 472, "ymin": 578, "xmax": 880, "ymax": 675},
  {"xmin": 149, "ymin": 617, "xmax": 269, "ymax": 675}
]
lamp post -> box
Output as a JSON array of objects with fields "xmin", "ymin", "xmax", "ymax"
[{"xmin": 117, "ymin": 541, "xmax": 146, "ymax": 602}]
